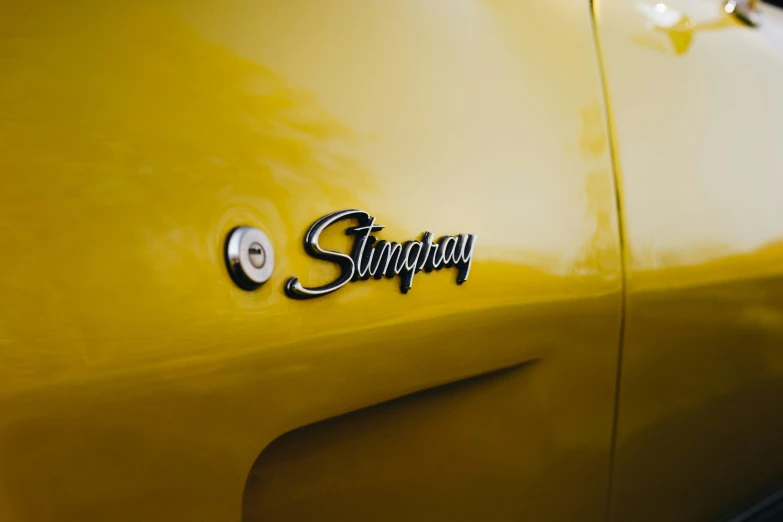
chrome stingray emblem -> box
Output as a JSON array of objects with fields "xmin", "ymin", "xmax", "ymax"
[{"xmin": 285, "ymin": 210, "xmax": 476, "ymax": 299}]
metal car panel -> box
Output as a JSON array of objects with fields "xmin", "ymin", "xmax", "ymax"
[
  {"xmin": 594, "ymin": 0, "xmax": 783, "ymax": 520},
  {"xmin": 0, "ymin": 1, "xmax": 622, "ymax": 520}
]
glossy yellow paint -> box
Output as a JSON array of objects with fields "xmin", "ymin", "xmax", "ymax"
[
  {"xmin": 595, "ymin": 0, "xmax": 783, "ymax": 520},
  {"xmin": 0, "ymin": 0, "xmax": 623, "ymax": 521}
]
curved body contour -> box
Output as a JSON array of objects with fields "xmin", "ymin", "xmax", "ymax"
[
  {"xmin": 597, "ymin": 1, "xmax": 783, "ymax": 520},
  {"xmin": 0, "ymin": 1, "xmax": 782, "ymax": 521}
]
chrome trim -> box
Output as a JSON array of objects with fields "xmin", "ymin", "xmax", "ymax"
[
  {"xmin": 225, "ymin": 226, "xmax": 275, "ymax": 290},
  {"xmin": 285, "ymin": 209, "xmax": 476, "ymax": 299},
  {"xmin": 725, "ymin": 0, "xmax": 762, "ymax": 27}
]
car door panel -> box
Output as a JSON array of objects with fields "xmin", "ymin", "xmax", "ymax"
[{"xmin": 594, "ymin": 1, "xmax": 783, "ymax": 520}]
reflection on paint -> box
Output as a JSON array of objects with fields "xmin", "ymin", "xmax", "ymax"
[{"xmin": 634, "ymin": 0, "xmax": 738, "ymax": 55}]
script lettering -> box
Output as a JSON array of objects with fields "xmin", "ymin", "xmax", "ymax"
[{"xmin": 285, "ymin": 210, "xmax": 476, "ymax": 299}]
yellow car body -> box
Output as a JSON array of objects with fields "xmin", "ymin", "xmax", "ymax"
[{"xmin": 1, "ymin": 0, "xmax": 782, "ymax": 521}]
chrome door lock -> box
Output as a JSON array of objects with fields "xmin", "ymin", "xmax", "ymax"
[{"xmin": 225, "ymin": 226, "xmax": 275, "ymax": 290}]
